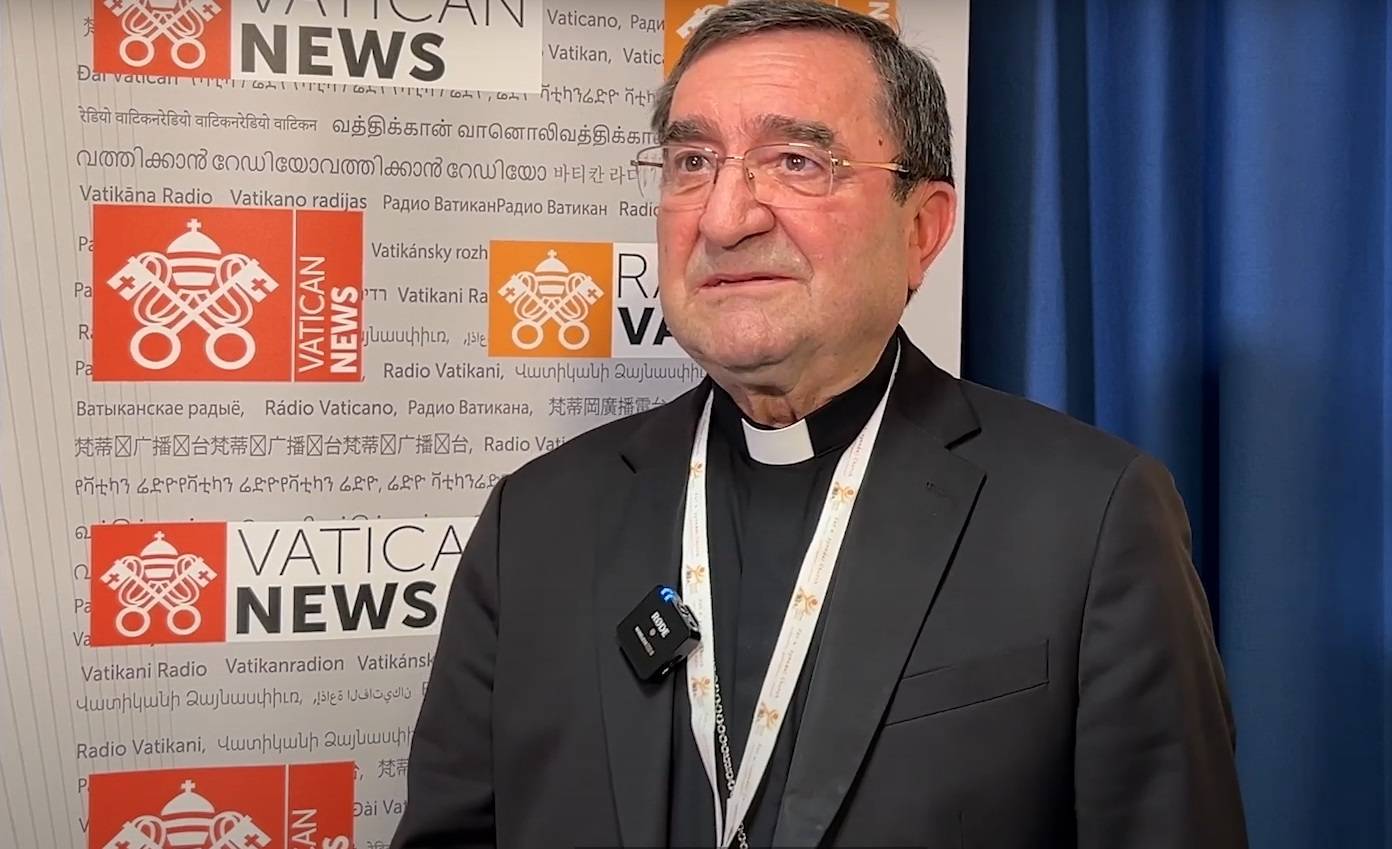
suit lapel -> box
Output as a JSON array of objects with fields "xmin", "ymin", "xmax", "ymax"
[
  {"xmin": 594, "ymin": 384, "xmax": 707, "ymax": 848},
  {"xmin": 773, "ymin": 344, "xmax": 986, "ymax": 847}
]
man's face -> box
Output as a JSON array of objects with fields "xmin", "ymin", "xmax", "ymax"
[{"xmin": 657, "ymin": 30, "xmax": 930, "ymax": 383}]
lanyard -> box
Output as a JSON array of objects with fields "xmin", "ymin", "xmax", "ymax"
[{"xmin": 681, "ymin": 353, "xmax": 899, "ymax": 848}]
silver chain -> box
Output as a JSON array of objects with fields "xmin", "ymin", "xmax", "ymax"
[{"xmin": 711, "ymin": 669, "xmax": 750, "ymax": 849}]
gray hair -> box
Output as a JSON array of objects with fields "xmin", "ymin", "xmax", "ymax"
[{"xmin": 650, "ymin": 0, "xmax": 954, "ymax": 202}]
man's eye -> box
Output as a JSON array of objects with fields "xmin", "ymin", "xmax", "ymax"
[
  {"xmin": 674, "ymin": 153, "xmax": 711, "ymax": 173},
  {"xmin": 779, "ymin": 152, "xmax": 823, "ymax": 173}
]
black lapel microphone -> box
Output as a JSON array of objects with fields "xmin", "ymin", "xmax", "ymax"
[{"xmin": 617, "ymin": 585, "xmax": 701, "ymax": 681}]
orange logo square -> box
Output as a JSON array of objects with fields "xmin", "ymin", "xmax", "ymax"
[
  {"xmin": 88, "ymin": 762, "xmax": 354, "ymax": 849},
  {"xmin": 488, "ymin": 240, "xmax": 613, "ymax": 358},
  {"xmin": 93, "ymin": 0, "xmax": 232, "ymax": 79},
  {"xmin": 92, "ymin": 205, "xmax": 363, "ymax": 382},
  {"xmin": 662, "ymin": 1, "xmax": 898, "ymax": 75},
  {"xmin": 90, "ymin": 522, "xmax": 226, "ymax": 646}
]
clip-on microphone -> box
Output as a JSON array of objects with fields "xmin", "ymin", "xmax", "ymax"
[{"xmin": 617, "ymin": 585, "xmax": 701, "ymax": 681}]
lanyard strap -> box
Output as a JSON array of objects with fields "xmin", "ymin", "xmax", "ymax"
[{"xmin": 681, "ymin": 353, "xmax": 899, "ymax": 848}]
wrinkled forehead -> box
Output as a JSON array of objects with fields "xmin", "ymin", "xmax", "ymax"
[{"xmin": 666, "ymin": 30, "xmax": 886, "ymax": 151}]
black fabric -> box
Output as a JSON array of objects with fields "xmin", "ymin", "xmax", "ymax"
[{"xmin": 668, "ymin": 340, "xmax": 897, "ymax": 848}]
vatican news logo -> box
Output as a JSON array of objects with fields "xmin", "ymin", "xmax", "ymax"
[
  {"xmin": 90, "ymin": 518, "xmax": 474, "ymax": 647},
  {"xmin": 95, "ymin": 0, "xmax": 231, "ymax": 79},
  {"xmin": 92, "ymin": 205, "xmax": 363, "ymax": 382},
  {"xmin": 661, "ymin": 1, "xmax": 898, "ymax": 75},
  {"xmin": 87, "ymin": 763, "xmax": 352, "ymax": 849},
  {"xmin": 93, "ymin": 0, "xmax": 541, "ymax": 91},
  {"xmin": 91, "ymin": 523, "xmax": 226, "ymax": 646},
  {"xmin": 488, "ymin": 240, "xmax": 685, "ymax": 359}
]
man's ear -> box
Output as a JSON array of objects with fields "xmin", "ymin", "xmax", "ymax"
[{"xmin": 904, "ymin": 181, "xmax": 957, "ymax": 295}]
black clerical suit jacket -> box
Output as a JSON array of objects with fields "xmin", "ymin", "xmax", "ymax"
[{"xmin": 391, "ymin": 337, "xmax": 1247, "ymax": 849}]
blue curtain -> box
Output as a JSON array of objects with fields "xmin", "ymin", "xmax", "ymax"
[{"xmin": 961, "ymin": 1, "xmax": 1391, "ymax": 846}]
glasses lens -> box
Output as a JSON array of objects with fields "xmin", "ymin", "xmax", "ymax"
[
  {"xmin": 633, "ymin": 147, "xmax": 667, "ymax": 201},
  {"xmin": 632, "ymin": 144, "xmax": 837, "ymax": 208},
  {"xmin": 633, "ymin": 146, "xmax": 717, "ymax": 208},
  {"xmin": 662, "ymin": 146, "xmax": 717, "ymax": 208},
  {"xmin": 748, "ymin": 145, "xmax": 833, "ymax": 202}
]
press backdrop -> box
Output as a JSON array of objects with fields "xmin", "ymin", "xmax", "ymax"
[{"xmin": 0, "ymin": 1, "xmax": 968, "ymax": 847}]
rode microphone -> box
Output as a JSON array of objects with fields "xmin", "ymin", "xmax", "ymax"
[{"xmin": 617, "ymin": 585, "xmax": 701, "ymax": 681}]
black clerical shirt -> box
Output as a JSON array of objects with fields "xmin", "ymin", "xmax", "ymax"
[{"xmin": 668, "ymin": 340, "xmax": 898, "ymax": 849}]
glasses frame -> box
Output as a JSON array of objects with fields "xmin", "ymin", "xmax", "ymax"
[{"xmin": 630, "ymin": 141, "xmax": 910, "ymax": 208}]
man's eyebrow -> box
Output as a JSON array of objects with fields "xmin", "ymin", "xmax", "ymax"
[
  {"xmin": 751, "ymin": 114, "xmax": 837, "ymax": 148},
  {"xmin": 662, "ymin": 117, "xmax": 719, "ymax": 144},
  {"xmin": 661, "ymin": 114, "xmax": 838, "ymax": 148}
]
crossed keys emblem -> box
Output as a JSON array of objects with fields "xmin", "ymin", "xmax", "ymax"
[
  {"xmin": 497, "ymin": 249, "xmax": 605, "ymax": 351},
  {"xmin": 102, "ymin": 780, "xmax": 270, "ymax": 849},
  {"xmin": 106, "ymin": 218, "xmax": 280, "ymax": 371},
  {"xmin": 100, "ymin": 531, "xmax": 217, "ymax": 638},
  {"xmin": 103, "ymin": 0, "xmax": 223, "ymax": 70}
]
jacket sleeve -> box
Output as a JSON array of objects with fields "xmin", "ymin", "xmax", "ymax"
[
  {"xmin": 1074, "ymin": 454, "xmax": 1248, "ymax": 848},
  {"xmin": 390, "ymin": 477, "xmax": 508, "ymax": 849}
]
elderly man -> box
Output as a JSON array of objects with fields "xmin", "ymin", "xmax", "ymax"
[{"xmin": 391, "ymin": 2, "xmax": 1247, "ymax": 847}]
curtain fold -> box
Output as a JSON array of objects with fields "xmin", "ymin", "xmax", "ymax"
[{"xmin": 962, "ymin": 1, "xmax": 1391, "ymax": 845}]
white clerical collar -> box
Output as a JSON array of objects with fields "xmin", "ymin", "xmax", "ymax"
[
  {"xmin": 713, "ymin": 335, "xmax": 902, "ymax": 467},
  {"xmin": 740, "ymin": 417, "xmax": 815, "ymax": 466}
]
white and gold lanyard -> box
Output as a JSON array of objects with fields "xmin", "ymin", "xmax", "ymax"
[{"xmin": 681, "ymin": 353, "xmax": 899, "ymax": 848}]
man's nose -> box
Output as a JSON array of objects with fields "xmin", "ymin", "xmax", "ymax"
[{"xmin": 698, "ymin": 160, "xmax": 776, "ymax": 249}]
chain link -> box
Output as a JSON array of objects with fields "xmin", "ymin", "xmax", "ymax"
[{"xmin": 712, "ymin": 669, "xmax": 750, "ymax": 849}]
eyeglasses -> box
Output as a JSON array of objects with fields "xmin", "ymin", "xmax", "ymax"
[{"xmin": 631, "ymin": 142, "xmax": 909, "ymax": 210}]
